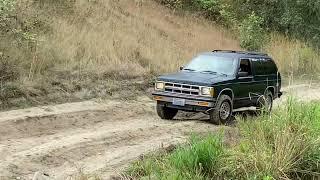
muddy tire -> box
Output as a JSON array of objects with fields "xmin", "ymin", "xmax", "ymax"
[
  {"xmin": 257, "ymin": 90, "xmax": 273, "ymax": 114},
  {"xmin": 210, "ymin": 95, "xmax": 233, "ymax": 125},
  {"xmin": 156, "ymin": 103, "xmax": 178, "ymax": 120}
]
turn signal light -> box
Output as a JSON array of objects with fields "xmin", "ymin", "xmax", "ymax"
[
  {"xmin": 154, "ymin": 96, "xmax": 163, "ymax": 101},
  {"xmin": 198, "ymin": 102, "xmax": 209, "ymax": 107}
]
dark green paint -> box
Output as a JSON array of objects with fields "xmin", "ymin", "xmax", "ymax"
[{"xmin": 154, "ymin": 52, "xmax": 282, "ymax": 110}]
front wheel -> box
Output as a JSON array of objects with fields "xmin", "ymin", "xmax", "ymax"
[
  {"xmin": 156, "ymin": 102, "xmax": 178, "ymax": 120},
  {"xmin": 210, "ymin": 95, "xmax": 233, "ymax": 125}
]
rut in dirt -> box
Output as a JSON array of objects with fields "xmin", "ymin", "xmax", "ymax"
[
  {"xmin": 0, "ymin": 97, "xmax": 232, "ymax": 179},
  {"xmin": 0, "ymin": 84, "xmax": 319, "ymax": 179}
]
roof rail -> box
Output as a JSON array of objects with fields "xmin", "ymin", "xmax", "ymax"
[{"xmin": 212, "ymin": 50, "xmax": 268, "ymax": 56}]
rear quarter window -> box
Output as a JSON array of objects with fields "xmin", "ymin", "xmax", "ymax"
[
  {"xmin": 264, "ymin": 58, "xmax": 278, "ymax": 74},
  {"xmin": 252, "ymin": 58, "xmax": 278, "ymax": 75},
  {"xmin": 251, "ymin": 58, "xmax": 264, "ymax": 75}
]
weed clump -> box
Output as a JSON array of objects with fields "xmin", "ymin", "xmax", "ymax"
[
  {"xmin": 127, "ymin": 134, "xmax": 225, "ymax": 179},
  {"xmin": 127, "ymin": 99, "xmax": 320, "ymax": 179},
  {"xmin": 226, "ymin": 98, "xmax": 320, "ymax": 179}
]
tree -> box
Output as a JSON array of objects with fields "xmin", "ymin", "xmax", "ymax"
[{"xmin": 239, "ymin": 12, "xmax": 266, "ymax": 51}]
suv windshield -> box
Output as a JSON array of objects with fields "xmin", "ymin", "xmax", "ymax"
[{"xmin": 184, "ymin": 55, "xmax": 237, "ymax": 75}]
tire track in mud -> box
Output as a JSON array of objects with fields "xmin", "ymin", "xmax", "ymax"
[
  {"xmin": 0, "ymin": 99, "xmax": 154, "ymax": 141},
  {"xmin": 0, "ymin": 84, "xmax": 319, "ymax": 179},
  {"xmin": 0, "ymin": 97, "xmax": 223, "ymax": 179}
]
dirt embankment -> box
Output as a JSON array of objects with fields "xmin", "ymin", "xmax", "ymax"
[
  {"xmin": 0, "ymin": 0, "xmax": 239, "ymax": 111},
  {"xmin": 0, "ymin": 84, "xmax": 319, "ymax": 179}
]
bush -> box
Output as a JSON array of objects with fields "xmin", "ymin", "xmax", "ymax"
[
  {"xmin": 158, "ymin": 0, "xmax": 320, "ymax": 48},
  {"xmin": 225, "ymin": 0, "xmax": 320, "ymax": 47},
  {"xmin": 0, "ymin": 52, "xmax": 19, "ymax": 82},
  {"xmin": 0, "ymin": 0, "xmax": 16, "ymax": 28},
  {"xmin": 155, "ymin": 0, "xmax": 183, "ymax": 9},
  {"xmin": 192, "ymin": 0, "xmax": 223, "ymax": 20},
  {"xmin": 0, "ymin": 0, "xmax": 15, "ymax": 17},
  {"xmin": 239, "ymin": 12, "xmax": 266, "ymax": 51}
]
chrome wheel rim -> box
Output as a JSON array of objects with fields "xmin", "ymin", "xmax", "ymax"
[
  {"xmin": 258, "ymin": 95, "xmax": 273, "ymax": 112},
  {"xmin": 266, "ymin": 95, "xmax": 272, "ymax": 112},
  {"xmin": 220, "ymin": 102, "xmax": 231, "ymax": 120}
]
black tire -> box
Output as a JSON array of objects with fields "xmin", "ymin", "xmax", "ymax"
[
  {"xmin": 156, "ymin": 103, "xmax": 178, "ymax": 120},
  {"xmin": 257, "ymin": 90, "xmax": 273, "ymax": 114},
  {"xmin": 210, "ymin": 95, "xmax": 233, "ymax": 125}
]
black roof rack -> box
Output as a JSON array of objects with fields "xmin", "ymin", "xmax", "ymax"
[{"xmin": 212, "ymin": 50, "xmax": 268, "ymax": 56}]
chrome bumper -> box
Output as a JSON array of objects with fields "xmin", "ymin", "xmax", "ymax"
[{"xmin": 152, "ymin": 91, "xmax": 216, "ymax": 107}]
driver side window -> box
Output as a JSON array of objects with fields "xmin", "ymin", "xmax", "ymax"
[{"xmin": 239, "ymin": 59, "xmax": 252, "ymax": 76}]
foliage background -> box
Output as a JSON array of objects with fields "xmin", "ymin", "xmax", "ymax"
[
  {"xmin": 157, "ymin": 0, "xmax": 320, "ymax": 50},
  {"xmin": 0, "ymin": 0, "xmax": 319, "ymax": 110}
]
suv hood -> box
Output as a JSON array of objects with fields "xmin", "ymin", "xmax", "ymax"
[{"xmin": 157, "ymin": 71, "xmax": 234, "ymax": 86}]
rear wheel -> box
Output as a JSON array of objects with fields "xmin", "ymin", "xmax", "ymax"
[
  {"xmin": 257, "ymin": 90, "xmax": 273, "ymax": 114},
  {"xmin": 210, "ymin": 95, "xmax": 233, "ymax": 125},
  {"xmin": 156, "ymin": 102, "xmax": 178, "ymax": 120}
]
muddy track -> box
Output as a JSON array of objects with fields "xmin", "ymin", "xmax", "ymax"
[
  {"xmin": 0, "ymin": 97, "xmax": 225, "ymax": 179},
  {"xmin": 0, "ymin": 85, "xmax": 319, "ymax": 179}
]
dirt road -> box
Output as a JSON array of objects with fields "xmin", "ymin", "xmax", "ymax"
[{"xmin": 0, "ymin": 84, "xmax": 319, "ymax": 179}]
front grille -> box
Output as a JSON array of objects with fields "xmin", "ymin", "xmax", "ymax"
[{"xmin": 164, "ymin": 82, "xmax": 200, "ymax": 95}]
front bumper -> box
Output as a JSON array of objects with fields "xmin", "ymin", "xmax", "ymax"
[{"xmin": 152, "ymin": 91, "xmax": 216, "ymax": 112}]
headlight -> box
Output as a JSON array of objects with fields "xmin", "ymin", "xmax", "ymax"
[
  {"xmin": 200, "ymin": 87, "xmax": 214, "ymax": 96},
  {"xmin": 155, "ymin": 82, "xmax": 165, "ymax": 91}
]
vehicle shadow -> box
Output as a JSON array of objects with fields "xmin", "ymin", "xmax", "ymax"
[
  {"xmin": 174, "ymin": 111, "xmax": 209, "ymax": 122},
  {"xmin": 173, "ymin": 111, "xmax": 259, "ymax": 127}
]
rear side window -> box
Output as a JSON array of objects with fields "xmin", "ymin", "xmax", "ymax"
[
  {"xmin": 252, "ymin": 58, "xmax": 278, "ymax": 75},
  {"xmin": 251, "ymin": 58, "xmax": 264, "ymax": 75},
  {"xmin": 264, "ymin": 58, "xmax": 278, "ymax": 74}
]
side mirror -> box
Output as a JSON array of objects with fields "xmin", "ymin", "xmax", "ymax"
[
  {"xmin": 180, "ymin": 66, "xmax": 184, "ymax": 71},
  {"xmin": 238, "ymin": 72, "xmax": 249, "ymax": 77}
]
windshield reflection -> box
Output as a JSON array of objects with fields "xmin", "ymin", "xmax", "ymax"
[{"xmin": 184, "ymin": 55, "xmax": 237, "ymax": 76}]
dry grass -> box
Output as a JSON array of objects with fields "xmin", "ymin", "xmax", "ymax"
[
  {"xmin": 12, "ymin": 0, "xmax": 240, "ymax": 81},
  {"xmin": 41, "ymin": 0, "xmax": 239, "ymax": 77},
  {"xmin": 0, "ymin": 0, "xmax": 240, "ymax": 109},
  {"xmin": 66, "ymin": 169, "xmax": 101, "ymax": 180},
  {"xmin": 1, "ymin": 0, "xmax": 319, "ymax": 109},
  {"xmin": 266, "ymin": 33, "xmax": 320, "ymax": 79}
]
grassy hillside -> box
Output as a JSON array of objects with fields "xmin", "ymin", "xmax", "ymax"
[
  {"xmin": 0, "ymin": 0, "xmax": 319, "ymax": 110},
  {"xmin": 0, "ymin": 0, "xmax": 239, "ymax": 109},
  {"xmin": 157, "ymin": 0, "xmax": 320, "ymax": 77}
]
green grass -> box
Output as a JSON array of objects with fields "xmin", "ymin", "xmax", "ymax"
[
  {"xmin": 226, "ymin": 98, "xmax": 320, "ymax": 179},
  {"xmin": 126, "ymin": 99, "xmax": 320, "ymax": 179},
  {"xmin": 127, "ymin": 134, "xmax": 225, "ymax": 179}
]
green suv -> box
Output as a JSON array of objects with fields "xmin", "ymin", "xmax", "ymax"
[{"xmin": 152, "ymin": 50, "xmax": 282, "ymax": 124}]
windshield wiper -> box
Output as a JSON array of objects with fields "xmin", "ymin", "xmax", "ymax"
[
  {"xmin": 217, "ymin": 72, "xmax": 228, "ymax": 76},
  {"xmin": 201, "ymin": 71, "xmax": 229, "ymax": 76},
  {"xmin": 201, "ymin": 70, "xmax": 217, "ymax": 74},
  {"xmin": 183, "ymin": 68, "xmax": 196, "ymax": 72}
]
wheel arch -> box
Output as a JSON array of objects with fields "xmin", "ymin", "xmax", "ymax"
[
  {"xmin": 265, "ymin": 86, "xmax": 275, "ymax": 98},
  {"xmin": 216, "ymin": 88, "xmax": 234, "ymax": 106}
]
